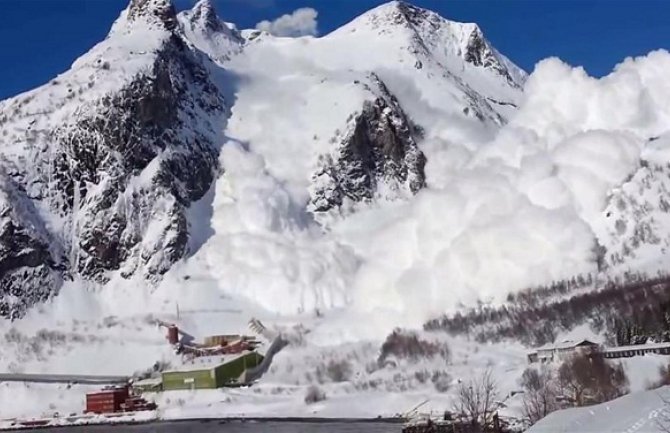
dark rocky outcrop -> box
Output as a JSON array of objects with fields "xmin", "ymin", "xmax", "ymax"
[
  {"xmin": 310, "ymin": 75, "xmax": 426, "ymax": 215},
  {"xmin": 0, "ymin": 1, "xmax": 227, "ymax": 319},
  {"xmin": 463, "ymin": 27, "xmax": 518, "ymax": 87},
  {"xmin": 49, "ymin": 36, "xmax": 225, "ymax": 283},
  {"xmin": 0, "ymin": 177, "xmax": 64, "ymax": 320},
  {"xmin": 128, "ymin": 0, "xmax": 178, "ymax": 30}
]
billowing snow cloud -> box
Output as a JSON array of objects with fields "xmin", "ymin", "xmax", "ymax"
[
  {"xmin": 255, "ymin": 8, "xmax": 318, "ymax": 37},
  {"xmin": 198, "ymin": 48, "xmax": 670, "ymax": 334}
]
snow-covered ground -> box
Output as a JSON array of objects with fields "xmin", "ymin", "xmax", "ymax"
[
  {"xmin": 0, "ymin": 276, "xmax": 665, "ymax": 424},
  {"xmin": 528, "ymin": 386, "xmax": 670, "ymax": 433}
]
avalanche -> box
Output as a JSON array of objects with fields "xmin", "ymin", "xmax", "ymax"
[{"xmin": 187, "ymin": 2, "xmax": 670, "ymax": 329}]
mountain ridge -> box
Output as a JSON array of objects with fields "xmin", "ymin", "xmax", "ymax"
[
  {"xmin": 0, "ymin": 0, "xmax": 660, "ymax": 319},
  {"xmin": 0, "ymin": 0, "xmax": 230, "ymax": 318}
]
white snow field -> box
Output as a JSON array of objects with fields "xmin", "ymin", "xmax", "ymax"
[
  {"xmin": 2, "ymin": 0, "xmax": 670, "ymax": 424},
  {"xmin": 527, "ymin": 386, "xmax": 670, "ymax": 433}
]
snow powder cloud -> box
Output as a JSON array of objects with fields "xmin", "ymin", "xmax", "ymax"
[
  {"xmin": 198, "ymin": 45, "xmax": 670, "ymax": 335},
  {"xmin": 255, "ymin": 8, "xmax": 318, "ymax": 37}
]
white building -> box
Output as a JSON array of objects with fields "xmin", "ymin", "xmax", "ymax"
[{"xmin": 527, "ymin": 339, "xmax": 599, "ymax": 363}]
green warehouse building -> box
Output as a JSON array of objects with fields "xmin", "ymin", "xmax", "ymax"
[{"xmin": 160, "ymin": 352, "xmax": 264, "ymax": 391}]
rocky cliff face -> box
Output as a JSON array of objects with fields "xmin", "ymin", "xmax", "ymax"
[
  {"xmin": 0, "ymin": 0, "xmax": 228, "ymax": 318},
  {"xmin": 127, "ymin": 0, "xmax": 178, "ymax": 30},
  {"xmin": 309, "ymin": 75, "xmax": 426, "ymax": 216},
  {"xmin": 54, "ymin": 39, "xmax": 224, "ymax": 282},
  {"xmin": 462, "ymin": 26, "xmax": 520, "ymax": 88},
  {"xmin": 0, "ymin": 175, "xmax": 64, "ymax": 319}
]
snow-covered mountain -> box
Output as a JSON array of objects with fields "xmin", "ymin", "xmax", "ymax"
[
  {"xmin": 0, "ymin": 0, "xmax": 530, "ymax": 320},
  {"xmin": 0, "ymin": 0, "xmax": 231, "ymax": 318}
]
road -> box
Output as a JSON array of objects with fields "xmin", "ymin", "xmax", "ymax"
[
  {"xmin": 0, "ymin": 373, "xmax": 129, "ymax": 385},
  {"xmin": 16, "ymin": 419, "xmax": 401, "ymax": 433}
]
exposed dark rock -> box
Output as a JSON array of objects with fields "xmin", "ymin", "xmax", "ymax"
[
  {"xmin": 0, "ymin": 3, "xmax": 227, "ymax": 318},
  {"xmin": 310, "ymin": 75, "xmax": 426, "ymax": 215},
  {"xmin": 463, "ymin": 27, "xmax": 518, "ymax": 87},
  {"xmin": 48, "ymin": 34, "xmax": 224, "ymax": 283},
  {"xmin": 128, "ymin": 0, "xmax": 178, "ymax": 30},
  {"xmin": 0, "ymin": 177, "xmax": 64, "ymax": 319}
]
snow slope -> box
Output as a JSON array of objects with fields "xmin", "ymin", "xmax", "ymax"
[{"xmin": 528, "ymin": 386, "xmax": 670, "ymax": 433}]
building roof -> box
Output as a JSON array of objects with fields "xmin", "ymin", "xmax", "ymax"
[
  {"xmin": 532, "ymin": 339, "xmax": 599, "ymax": 353},
  {"xmin": 603, "ymin": 341, "xmax": 670, "ymax": 353},
  {"xmin": 133, "ymin": 377, "xmax": 162, "ymax": 386},
  {"xmin": 164, "ymin": 351, "xmax": 255, "ymax": 373}
]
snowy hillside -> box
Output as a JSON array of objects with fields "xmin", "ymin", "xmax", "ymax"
[
  {"xmin": 2, "ymin": 0, "xmax": 670, "ymax": 424},
  {"xmin": 528, "ymin": 386, "xmax": 670, "ymax": 433}
]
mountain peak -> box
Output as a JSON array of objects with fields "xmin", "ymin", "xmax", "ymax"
[
  {"xmin": 189, "ymin": 0, "xmax": 224, "ymax": 32},
  {"xmin": 334, "ymin": 1, "xmax": 525, "ymax": 87},
  {"xmin": 354, "ymin": 1, "xmax": 435, "ymax": 30},
  {"xmin": 390, "ymin": 1, "xmax": 432, "ymax": 25},
  {"xmin": 127, "ymin": 0, "xmax": 178, "ymax": 30},
  {"xmin": 176, "ymin": 0, "xmax": 243, "ymax": 62}
]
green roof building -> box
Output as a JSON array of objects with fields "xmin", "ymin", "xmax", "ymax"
[{"xmin": 161, "ymin": 352, "xmax": 264, "ymax": 391}]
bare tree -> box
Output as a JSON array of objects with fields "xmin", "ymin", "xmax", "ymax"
[
  {"xmin": 325, "ymin": 359, "xmax": 352, "ymax": 382},
  {"xmin": 651, "ymin": 362, "xmax": 670, "ymax": 389},
  {"xmin": 557, "ymin": 354, "xmax": 590, "ymax": 406},
  {"xmin": 558, "ymin": 353, "xmax": 628, "ymax": 406},
  {"xmin": 378, "ymin": 329, "xmax": 450, "ymax": 366},
  {"xmin": 520, "ymin": 366, "xmax": 560, "ymax": 425},
  {"xmin": 453, "ymin": 368, "xmax": 499, "ymax": 431},
  {"xmin": 304, "ymin": 385, "xmax": 326, "ymax": 404}
]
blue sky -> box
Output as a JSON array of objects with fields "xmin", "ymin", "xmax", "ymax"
[{"xmin": 0, "ymin": 0, "xmax": 668, "ymax": 100}]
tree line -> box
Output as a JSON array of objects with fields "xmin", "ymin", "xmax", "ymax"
[{"xmin": 424, "ymin": 274, "xmax": 670, "ymax": 347}]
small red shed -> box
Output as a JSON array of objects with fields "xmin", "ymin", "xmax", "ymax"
[{"xmin": 85, "ymin": 386, "xmax": 129, "ymax": 414}]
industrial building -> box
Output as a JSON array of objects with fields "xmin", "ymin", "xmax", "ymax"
[
  {"xmin": 132, "ymin": 377, "xmax": 163, "ymax": 393},
  {"xmin": 129, "ymin": 318, "xmax": 278, "ymax": 393},
  {"xmin": 85, "ymin": 386, "xmax": 156, "ymax": 414},
  {"xmin": 160, "ymin": 351, "xmax": 264, "ymax": 391}
]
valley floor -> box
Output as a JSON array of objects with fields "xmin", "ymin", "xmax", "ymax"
[
  {"xmin": 0, "ymin": 252, "xmax": 667, "ymax": 427},
  {"xmin": 0, "ymin": 309, "xmax": 667, "ymax": 428}
]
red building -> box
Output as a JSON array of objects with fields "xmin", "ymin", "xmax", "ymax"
[{"xmin": 85, "ymin": 386, "xmax": 129, "ymax": 414}]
